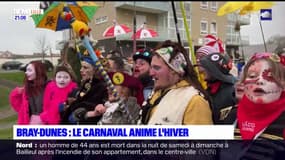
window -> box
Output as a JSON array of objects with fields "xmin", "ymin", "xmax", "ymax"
[
  {"xmin": 177, "ymin": 18, "xmax": 183, "ymax": 29},
  {"xmin": 211, "ymin": 2, "xmax": 217, "ymax": 11},
  {"xmin": 200, "ymin": 2, "xmax": 208, "ymax": 9},
  {"xmin": 170, "ymin": 19, "xmax": 175, "ymax": 28},
  {"xmin": 210, "ymin": 22, "xmax": 217, "ymax": 34},
  {"xmin": 136, "ymin": 14, "xmax": 146, "ymax": 27},
  {"xmin": 184, "ymin": 2, "xmax": 191, "ymax": 12},
  {"xmin": 169, "ymin": 29, "xmax": 176, "ymax": 40},
  {"xmin": 95, "ymin": 16, "xmax": 108, "ymax": 24},
  {"xmin": 200, "ymin": 21, "xmax": 208, "ymax": 35}
]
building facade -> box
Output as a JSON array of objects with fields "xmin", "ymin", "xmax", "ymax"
[{"xmin": 86, "ymin": 1, "xmax": 249, "ymax": 58}]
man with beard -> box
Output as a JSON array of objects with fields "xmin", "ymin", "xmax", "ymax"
[{"xmin": 133, "ymin": 48, "xmax": 154, "ymax": 101}]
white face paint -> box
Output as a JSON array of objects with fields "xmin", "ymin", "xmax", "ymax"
[
  {"xmin": 55, "ymin": 71, "xmax": 72, "ymax": 88},
  {"xmin": 25, "ymin": 64, "xmax": 36, "ymax": 81},
  {"xmin": 244, "ymin": 59, "xmax": 282, "ymax": 104}
]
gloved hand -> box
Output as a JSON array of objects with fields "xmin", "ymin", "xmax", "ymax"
[
  {"xmin": 72, "ymin": 108, "xmax": 87, "ymax": 122},
  {"xmin": 30, "ymin": 115, "xmax": 43, "ymax": 125}
]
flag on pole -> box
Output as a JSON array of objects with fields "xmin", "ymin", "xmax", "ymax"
[{"xmin": 260, "ymin": 9, "xmax": 272, "ymax": 21}]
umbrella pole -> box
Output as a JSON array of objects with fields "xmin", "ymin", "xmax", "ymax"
[
  {"xmin": 171, "ymin": 1, "xmax": 182, "ymax": 45},
  {"xmin": 118, "ymin": 40, "xmax": 124, "ymax": 57},
  {"xmin": 259, "ymin": 19, "xmax": 268, "ymax": 52}
]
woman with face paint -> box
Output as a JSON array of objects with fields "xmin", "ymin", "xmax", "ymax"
[
  {"xmin": 40, "ymin": 63, "xmax": 78, "ymax": 124},
  {"xmin": 9, "ymin": 61, "xmax": 49, "ymax": 124},
  {"xmin": 224, "ymin": 53, "xmax": 285, "ymax": 160}
]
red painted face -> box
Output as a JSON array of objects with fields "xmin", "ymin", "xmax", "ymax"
[{"xmin": 243, "ymin": 59, "xmax": 282, "ymax": 104}]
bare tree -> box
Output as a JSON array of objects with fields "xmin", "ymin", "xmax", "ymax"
[
  {"xmin": 35, "ymin": 34, "xmax": 51, "ymax": 61},
  {"xmin": 267, "ymin": 34, "xmax": 285, "ymax": 54}
]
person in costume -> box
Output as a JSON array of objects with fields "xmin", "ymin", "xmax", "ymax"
[
  {"xmin": 60, "ymin": 54, "xmax": 108, "ymax": 124},
  {"xmin": 86, "ymin": 71, "xmax": 144, "ymax": 124},
  {"xmin": 132, "ymin": 48, "xmax": 154, "ymax": 101},
  {"xmin": 195, "ymin": 45, "xmax": 238, "ymax": 89},
  {"xmin": 236, "ymin": 52, "xmax": 285, "ymax": 140},
  {"xmin": 41, "ymin": 63, "xmax": 78, "ymax": 124},
  {"xmin": 139, "ymin": 40, "xmax": 212, "ymax": 125},
  {"xmin": 9, "ymin": 61, "xmax": 49, "ymax": 124},
  {"xmin": 218, "ymin": 53, "xmax": 285, "ymax": 160},
  {"xmin": 199, "ymin": 52, "xmax": 237, "ymax": 124}
]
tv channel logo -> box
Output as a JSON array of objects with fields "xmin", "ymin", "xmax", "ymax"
[
  {"xmin": 260, "ymin": 9, "xmax": 272, "ymax": 21},
  {"xmin": 13, "ymin": 8, "xmax": 43, "ymax": 21}
]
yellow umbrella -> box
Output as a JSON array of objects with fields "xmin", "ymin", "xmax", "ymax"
[
  {"xmin": 217, "ymin": 2, "xmax": 248, "ymax": 16},
  {"xmin": 217, "ymin": 2, "xmax": 274, "ymax": 16},
  {"xmin": 239, "ymin": 2, "xmax": 274, "ymax": 15}
]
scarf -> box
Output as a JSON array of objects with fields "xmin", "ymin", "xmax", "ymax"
[{"xmin": 237, "ymin": 92, "xmax": 285, "ymax": 140}]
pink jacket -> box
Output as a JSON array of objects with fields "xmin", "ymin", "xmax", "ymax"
[
  {"xmin": 9, "ymin": 87, "xmax": 31, "ymax": 124},
  {"xmin": 41, "ymin": 81, "xmax": 77, "ymax": 124}
]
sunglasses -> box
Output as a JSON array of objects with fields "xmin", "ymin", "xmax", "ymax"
[{"xmin": 135, "ymin": 51, "xmax": 151, "ymax": 57}]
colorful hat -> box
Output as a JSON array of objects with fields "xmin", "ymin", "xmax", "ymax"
[
  {"xmin": 196, "ymin": 45, "xmax": 219, "ymax": 63},
  {"xmin": 80, "ymin": 48, "xmax": 108, "ymax": 69},
  {"xmin": 108, "ymin": 71, "xmax": 144, "ymax": 105},
  {"xmin": 154, "ymin": 46, "xmax": 187, "ymax": 75},
  {"xmin": 133, "ymin": 48, "xmax": 153, "ymax": 64},
  {"xmin": 200, "ymin": 53, "xmax": 235, "ymax": 84}
]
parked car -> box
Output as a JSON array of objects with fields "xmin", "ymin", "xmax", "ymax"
[
  {"xmin": 1, "ymin": 60, "xmax": 23, "ymax": 70},
  {"xmin": 19, "ymin": 60, "xmax": 54, "ymax": 72}
]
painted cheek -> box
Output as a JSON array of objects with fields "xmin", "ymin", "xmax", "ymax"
[{"xmin": 262, "ymin": 69, "xmax": 275, "ymax": 82}]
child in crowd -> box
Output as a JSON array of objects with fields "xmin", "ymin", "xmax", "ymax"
[
  {"xmin": 228, "ymin": 52, "xmax": 285, "ymax": 159},
  {"xmin": 40, "ymin": 63, "xmax": 78, "ymax": 124},
  {"xmin": 236, "ymin": 52, "xmax": 285, "ymax": 140},
  {"xmin": 86, "ymin": 71, "xmax": 144, "ymax": 124}
]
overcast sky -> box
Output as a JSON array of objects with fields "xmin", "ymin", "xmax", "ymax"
[
  {"xmin": 0, "ymin": 2, "xmax": 285, "ymax": 55},
  {"xmin": 240, "ymin": 1, "xmax": 285, "ymax": 44},
  {"xmin": 0, "ymin": 2, "xmax": 62, "ymax": 55}
]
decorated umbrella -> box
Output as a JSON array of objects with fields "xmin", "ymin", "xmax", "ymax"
[
  {"xmin": 132, "ymin": 23, "xmax": 158, "ymax": 39},
  {"xmin": 217, "ymin": 2, "xmax": 275, "ymax": 52},
  {"xmin": 204, "ymin": 34, "xmax": 225, "ymax": 53},
  {"xmin": 31, "ymin": 1, "xmax": 99, "ymax": 31},
  {"xmin": 103, "ymin": 20, "xmax": 132, "ymax": 56},
  {"xmin": 31, "ymin": 2, "xmax": 118, "ymax": 97},
  {"xmin": 103, "ymin": 20, "xmax": 132, "ymax": 37},
  {"xmin": 131, "ymin": 23, "xmax": 158, "ymax": 48}
]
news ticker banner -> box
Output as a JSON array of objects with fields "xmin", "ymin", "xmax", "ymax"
[{"xmin": 14, "ymin": 125, "xmax": 234, "ymax": 140}]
